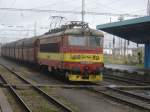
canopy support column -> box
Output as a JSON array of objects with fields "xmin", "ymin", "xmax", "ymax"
[{"xmin": 144, "ymin": 44, "xmax": 150, "ymax": 68}]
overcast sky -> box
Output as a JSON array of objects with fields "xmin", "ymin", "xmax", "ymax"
[{"xmin": 0, "ymin": 0, "xmax": 148, "ymax": 47}]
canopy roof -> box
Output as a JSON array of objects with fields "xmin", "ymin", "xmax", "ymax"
[{"xmin": 96, "ymin": 16, "xmax": 150, "ymax": 44}]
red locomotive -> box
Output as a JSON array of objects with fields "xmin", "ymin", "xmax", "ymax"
[{"xmin": 1, "ymin": 22, "xmax": 104, "ymax": 81}]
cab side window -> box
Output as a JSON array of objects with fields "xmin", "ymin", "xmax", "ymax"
[{"xmin": 40, "ymin": 43, "xmax": 59, "ymax": 52}]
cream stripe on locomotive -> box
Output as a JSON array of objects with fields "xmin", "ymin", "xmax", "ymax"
[{"xmin": 38, "ymin": 52, "xmax": 103, "ymax": 63}]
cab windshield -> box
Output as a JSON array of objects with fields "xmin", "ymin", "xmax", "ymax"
[
  {"xmin": 89, "ymin": 36, "xmax": 101, "ymax": 47},
  {"xmin": 68, "ymin": 35, "xmax": 102, "ymax": 47},
  {"xmin": 68, "ymin": 36, "xmax": 86, "ymax": 46}
]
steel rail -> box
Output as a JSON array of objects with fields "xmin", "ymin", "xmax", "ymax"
[
  {"xmin": 0, "ymin": 83, "xmax": 99, "ymax": 88},
  {"xmin": 107, "ymin": 74, "xmax": 150, "ymax": 84},
  {"xmin": 106, "ymin": 87, "xmax": 150, "ymax": 103},
  {"xmin": 0, "ymin": 74, "xmax": 32, "ymax": 112},
  {"xmin": 0, "ymin": 64, "xmax": 73, "ymax": 112},
  {"xmin": 104, "ymin": 75, "xmax": 148, "ymax": 86},
  {"xmin": 104, "ymin": 70, "xmax": 150, "ymax": 84}
]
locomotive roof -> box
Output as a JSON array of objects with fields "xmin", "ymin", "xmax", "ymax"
[
  {"xmin": 2, "ymin": 27, "xmax": 103, "ymax": 47},
  {"xmin": 64, "ymin": 28, "xmax": 104, "ymax": 36},
  {"xmin": 40, "ymin": 28, "xmax": 104, "ymax": 39}
]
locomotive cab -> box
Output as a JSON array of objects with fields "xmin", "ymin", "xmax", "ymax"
[{"xmin": 63, "ymin": 34, "xmax": 104, "ymax": 81}]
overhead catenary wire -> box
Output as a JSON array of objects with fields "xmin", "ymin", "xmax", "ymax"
[
  {"xmin": 0, "ymin": 0, "xmax": 17, "ymax": 21},
  {"xmin": 103, "ymin": 0, "xmax": 122, "ymax": 6},
  {"xmin": 32, "ymin": 0, "xmax": 78, "ymax": 10},
  {"xmin": 0, "ymin": 29, "xmax": 34, "ymax": 31},
  {"xmin": 0, "ymin": 7, "xmax": 144, "ymax": 17},
  {"xmin": 86, "ymin": 0, "xmax": 123, "ymax": 13},
  {"xmin": 129, "ymin": 8, "xmax": 147, "ymax": 13},
  {"xmin": 0, "ymin": 0, "xmax": 146, "ymax": 48}
]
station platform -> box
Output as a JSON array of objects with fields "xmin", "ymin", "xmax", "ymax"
[{"xmin": 105, "ymin": 64, "xmax": 150, "ymax": 74}]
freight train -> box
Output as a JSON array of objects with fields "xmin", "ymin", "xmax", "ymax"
[{"xmin": 1, "ymin": 21, "xmax": 104, "ymax": 81}]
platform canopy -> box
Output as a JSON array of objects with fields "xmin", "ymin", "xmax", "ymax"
[{"xmin": 96, "ymin": 16, "xmax": 150, "ymax": 44}]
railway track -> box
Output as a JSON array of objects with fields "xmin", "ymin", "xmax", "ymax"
[
  {"xmin": 86, "ymin": 74, "xmax": 150, "ymax": 111},
  {"xmin": 1, "ymin": 62, "xmax": 150, "ymax": 112},
  {"xmin": 0, "ymin": 74, "xmax": 31, "ymax": 112},
  {"xmin": 0, "ymin": 64, "xmax": 73, "ymax": 112},
  {"xmin": 103, "ymin": 74, "xmax": 149, "ymax": 86},
  {"xmin": 87, "ymin": 86, "xmax": 150, "ymax": 111}
]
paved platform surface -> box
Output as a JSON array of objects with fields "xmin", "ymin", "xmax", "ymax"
[
  {"xmin": 0, "ymin": 88, "xmax": 13, "ymax": 112},
  {"xmin": 105, "ymin": 64, "xmax": 150, "ymax": 73}
]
